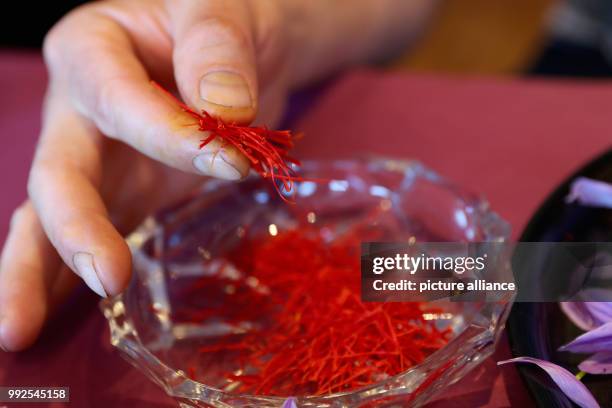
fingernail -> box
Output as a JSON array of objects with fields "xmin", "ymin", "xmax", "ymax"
[
  {"xmin": 73, "ymin": 252, "xmax": 107, "ymax": 298},
  {"xmin": 200, "ymin": 71, "xmax": 252, "ymax": 108},
  {"xmin": 193, "ymin": 152, "xmax": 243, "ymax": 180}
]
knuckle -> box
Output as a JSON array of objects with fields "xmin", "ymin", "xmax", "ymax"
[
  {"xmin": 43, "ymin": 3, "xmax": 111, "ymax": 85},
  {"xmin": 42, "ymin": 25, "xmax": 64, "ymax": 68},
  {"xmin": 9, "ymin": 202, "xmax": 31, "ymax": 230},
  {"xmin": 42, "ymin": 5, "xmax": 89, "ymax": 67}
]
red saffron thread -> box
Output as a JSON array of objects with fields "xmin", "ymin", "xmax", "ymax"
[
  {"xmin": 151, "ymin": 81, "xmax": 301, "ymax": 201},
  {"xmin": 177, "ymin": 226, "xmax": 451, "ymax": 396}
]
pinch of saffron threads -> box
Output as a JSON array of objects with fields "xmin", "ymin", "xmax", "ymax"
[{"xmin": 150, "ymin": 81, "xmax": 301, "ymax": 201}]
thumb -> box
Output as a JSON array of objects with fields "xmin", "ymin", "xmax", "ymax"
[{"xmin": 170, "ymin": 1, "xmax": 258, "ymax": 124}]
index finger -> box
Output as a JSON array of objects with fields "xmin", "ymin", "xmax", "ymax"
[{"xmin": 44, "ymin": 5, "xmax": 250, "ymax": 179}]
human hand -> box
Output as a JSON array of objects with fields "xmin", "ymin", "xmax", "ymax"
[
  {"xmin": 0, "ymin": 0, "xmax": 303, "ymax": 351},
  {"xmin": 0, "ymin": 0, "xmax": 437, "ymax": 351}
]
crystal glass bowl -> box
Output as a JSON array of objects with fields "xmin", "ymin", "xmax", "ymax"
[{"xmin": 101, "ymin": 158, "xmax": 512, "ymax": 407}]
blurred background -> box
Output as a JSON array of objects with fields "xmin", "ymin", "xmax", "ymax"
[{"xmin": 5, "ymin": 0, "xmax": 612, "ymax": 78}]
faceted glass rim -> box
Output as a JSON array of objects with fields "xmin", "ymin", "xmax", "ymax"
[{"xmin": 101, "ymin": 158, "xmax": 512, "ymax": 406}]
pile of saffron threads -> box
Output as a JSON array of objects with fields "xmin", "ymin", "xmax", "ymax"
[
  {"xmin": 182, "ymin": 228, "xmax": 451, "ymax": 396},
  {"xmin": 152, "ymin": 82, "xmax": 301, "ymax": 200}
]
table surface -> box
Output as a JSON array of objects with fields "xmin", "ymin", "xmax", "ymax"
[{"xmin": 1, "ymin": 51, "xmax": 610, "ymax": 407}]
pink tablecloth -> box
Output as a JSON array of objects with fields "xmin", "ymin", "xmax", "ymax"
[{"xmin": 0, "ymin": 51, "xmax": 610, "ymax": 407}]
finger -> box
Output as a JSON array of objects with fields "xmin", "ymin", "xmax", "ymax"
[
  {"xmin": 169, "ymin": 0, "xmax": 258, "ymax": 124},
  {"xmin": 29, "ymin": 96, "xmax": 131, "ymax": 299},
  {"xmin": 0, "ymin": 202, "xmax": 60, "ymax": 351},
  {"xmin": 43, "ymin": 7, "xmax": 250, "ymax": 179}
]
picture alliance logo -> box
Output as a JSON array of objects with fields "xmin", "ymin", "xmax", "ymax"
[{"xmin": 371, "ymin": 253, "xmax": 488, "ymax": 275}]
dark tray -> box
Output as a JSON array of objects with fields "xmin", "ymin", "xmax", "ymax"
[{"xmin": 507, "ymin": 148, "xmax": 612, "ymax": 407}]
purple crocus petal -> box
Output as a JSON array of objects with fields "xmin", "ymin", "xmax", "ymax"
[
  {"xmin": 560, "ymin": 302, "xmax": 612, "ymax": 331},
  {"xmin": 565, "ymin": 177, "xmax": 612, "ymax": 209},
  {"xmin": 498, "ymin": 357, "xmax": 599, "ymax": 408},
  {"xmin": 281, "ymin": 397, "xmax": 297, "ymax": 408},
  {"xmin": 579, "ymin": 352, "xmax": 612, "ymax": 375},
  {"xmin": 559, "ymin": 322, "xmax": 612, "ymax": 354}
]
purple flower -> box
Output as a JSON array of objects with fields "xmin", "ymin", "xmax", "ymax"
[
  {"xmin": 559, "ymin": 322, "xmax": 612, "ymax": 354},
  {"xmin": 565, "ymin": 177, "xmax": 612, "ymax": 209},
  {"xmin": 578, "ymin": 352, "xmax": 612, "ymax": 375},
  {"xmin": 559, "ymin": 305, "xmax": 612, "ymax": 374},
  {"xmin": 501, "ymin": 178, "xmax": 612, "ymax": 406},
  {"xmin": 498, "ymin": 357, "xmax": 599, "ymax": 408},
  {"xmin": 561, "ymin": 302, "xmax": 612, "ymax": 331},
  {"xmin": 281, "ymin": 397, "xmax": 297, "ymax": 408}
]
